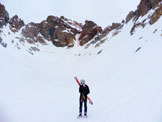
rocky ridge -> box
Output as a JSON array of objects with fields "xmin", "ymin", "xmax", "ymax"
[
  {"xmin": 93, "ymin": 0, "xmax": 162, "ymax": 47},
  {"xmin": 0, "ymin": 0, "xmax": 161, "ymax": 51},
  {"xmin": 0, "ymin": 3, "xmax": 102, "ymax": 48}
]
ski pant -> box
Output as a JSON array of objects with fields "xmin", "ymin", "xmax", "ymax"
[{"xmin": 79, "ymin": 96, "xmax": 87, "ymax": 115}]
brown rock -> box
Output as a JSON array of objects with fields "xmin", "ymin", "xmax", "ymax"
[
  {"xmin": 137, "ymin": 0, "xmax": 161, "ymax": 16},
  {"xmin": 100, "ymin": 23, "xmax": 121, "ymax": 38},
  {"xmin": 83, "ymin": 20, "xmax": 97, "ymax": 29},
  {"xmin": 39, "ymin": 15, "xmax": 80, "ymax": 47},
  {"xmin": 79, "ymin": 26, "xmax": 102, "ymax": 46},
  {"xmin": 47, "ymin": 15, "xmax": 64, "ymax": 26},
  {"xmin": 21, "ymin": 15, "xmax": 102, "ymax": 47},
  {"xmin": 0, "ymin": 3, "xmax": 9, "ymax": 27},
  {"xmin": 111, "ymin": 23, "xmax": 122, "ymax": 29},
  {"xmin": 22, "ymin": 22, "xmax": 40, "ymax": 39},
  {"xmin": 79, "ymin": 20, "xmax": 102, "ymax": 46},
  {"xmin": 126, "ymin": 11, "xmax": 136, "ymax": 23},
  {"xmin": 40, "ymin": 20, "xmax": 53, "ymax": 40},
  {"xmin": 37, "ymin": 36, "xmax": 47, "ymax": 45},
  {"xmin": 149, "ymin": 4, "xmax": 162, "ymax": 24},
  {"xmin": 46, "ymin": 16, "xmax": 58, "ymax": 23},
  {"xmin": 9, "ymin": 15, "xmax": 25, "ymax": 32},
  {"xmin": 52, "ymin": 27, "xmax": 75, "ymax": 47}
]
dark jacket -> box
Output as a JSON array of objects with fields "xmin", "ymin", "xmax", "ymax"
[{"xmin": 79, "ymin": 84, "xmax": 90, "ymax": 98}]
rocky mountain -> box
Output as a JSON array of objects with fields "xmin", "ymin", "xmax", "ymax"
[
  {"xmin": 0, "ymin": 3, "xmax": 102, "ymax": 49},
  {"xmin": 0, "ymin": 0, "xmax": 161, "ymax": 53},
  {"xmin": 0, "ymin": 1, "xmax": 162, "ymax": 122},
  {"xmin": 85, "ymin": 0, "xmax": 162, "ymax": 49}
]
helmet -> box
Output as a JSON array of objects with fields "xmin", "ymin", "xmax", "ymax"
[{"xmin": 80, "ymin": 79, "xmax": 85, "ymax": 85}]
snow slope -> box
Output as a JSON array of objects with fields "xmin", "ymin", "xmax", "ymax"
[{"xmin": 0, "ymin": 12, "xmax": 162, "ymax": 122}]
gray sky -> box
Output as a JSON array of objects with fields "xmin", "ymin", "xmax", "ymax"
[{"xmin": 1, "ymin": 0, "xmax": 140, "ymax": 28}]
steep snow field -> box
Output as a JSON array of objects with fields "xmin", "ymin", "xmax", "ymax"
[{"xmin": 0, "ymin": 15, "xmax": 162, "ymax": 122}]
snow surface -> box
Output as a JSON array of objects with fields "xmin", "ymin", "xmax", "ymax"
[{"xmin": 0, "ymin": 14, "xmax": 162, "ymax": 122}]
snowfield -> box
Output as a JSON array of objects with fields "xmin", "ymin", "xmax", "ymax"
[{"xmin": 0, "ymin": 13, "xmax": 162, "ymax": 122}]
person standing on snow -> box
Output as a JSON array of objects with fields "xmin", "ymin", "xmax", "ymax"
[{"xmin": 78, "ymin": 79, "xmax": 90, "ymax": 117}]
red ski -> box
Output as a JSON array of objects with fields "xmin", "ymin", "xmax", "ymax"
[{"xmin": 74, "ymin": 76, "xmax": 93, "ymax": 105}]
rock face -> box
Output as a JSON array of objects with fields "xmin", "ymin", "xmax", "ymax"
[
  {"xmin": 79, "ymin": 20, "xmax": 102, "ymax": 46},
  {"xmin": 136, "ymin": 0, "xmax": 162, "ymax": 16},
  {"xmin": 1, "ymin": 0, "xmax": 162, "ymax": 48},
  {"xmin": 39, "ymin": 16, "xmax": 80, "ymax": 47},
  {"xmin": 125, "ymin": 0, "xmax": 162, "ymax": 23},
  {"xmin": 126, "ymin": 11, "xmax": 136, "ymax": 23},
  {"xmin": 124, "ymin": 0, "xmax": 162, "ymax": 36},
  {"xmin": 22, "ymin": 22, "xmax": 40, "ymax": 39},
  {"xmin": 0, "ymin": 3, "xmax": 9, "ymax": 27},
  {"xmin": 9, "ymin": 15, "xmax": 25, "ymax": 32},
  {"xmin": 20, "ymin": 16, "xmax": 102, "ymax": 47},
  {"xmin": 101, "ymin": 23, "xmax": 122, "ymax": 38},
  {"xmin": 149, "ymin": 4, "xmax": 162, "ymax": 24},
  {"xmin": 0, "ymin": 3, "xmax": 103, "ymax": 48},
  {"xmin": 21, "ymin": 22, "xmax": 47, "ymax": 44}
]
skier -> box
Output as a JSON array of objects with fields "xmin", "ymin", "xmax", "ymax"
[{"xmin": 78, "ymin": 79, "xmax": 90, "ymax": 118}]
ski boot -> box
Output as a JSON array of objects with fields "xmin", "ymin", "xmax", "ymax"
[
  {"xmin": 84, "ymin": 112, "xmax": 88, "ymax": 118},
  {"xmin": 77, "ymin": 113, "xmax": 82, "ymax": 119}
]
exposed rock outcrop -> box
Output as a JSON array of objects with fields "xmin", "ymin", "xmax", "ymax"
[
  {"xmin": 125, "ymin": 0, "xmax": 162, "ymax": 35},
  {"xmin": 1, "ymin": 0, "xmax": 161, "ymax": 49},
  {"xmin": 19, "ymin": 15, "xmax": 103, "ymax": 47},
  {"xmin": 126, "ymin": 11, "xmax": 136, "ymax": 23},
  {"xmin": 79, "ymin": 20, "xmax": 102, "ymax": 46},
  {"xmin": 136, "ymin": 0, "xmax": 161, "ymax": 17},
  {"xmin": 21, "ymin": 22, "xmax": 47, "ymax": 45},
  {"xmin": 39, "ymin": 16, "xmax": 80, "ymax": 47},
  {"xmin": 100, "ymin": 23, "xmax": 122, "ymax": 38},
  {"xmin": 9, "ymin": 15, "xmax": 25, "ymax": 32},
  {"xmin": 125, "ymin": 0, "xmax": 162, "ymax": 24},
  {"xmin": 149, "ymin": 4, "xmax": 162, "ymax": 24},
  {"xmin": 22, "ymin": 22, "xmax": 40, "ymax": 39},
  {"xmin": 0, "ymin": 3, "xmax": 9, "ymax": 27}
]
